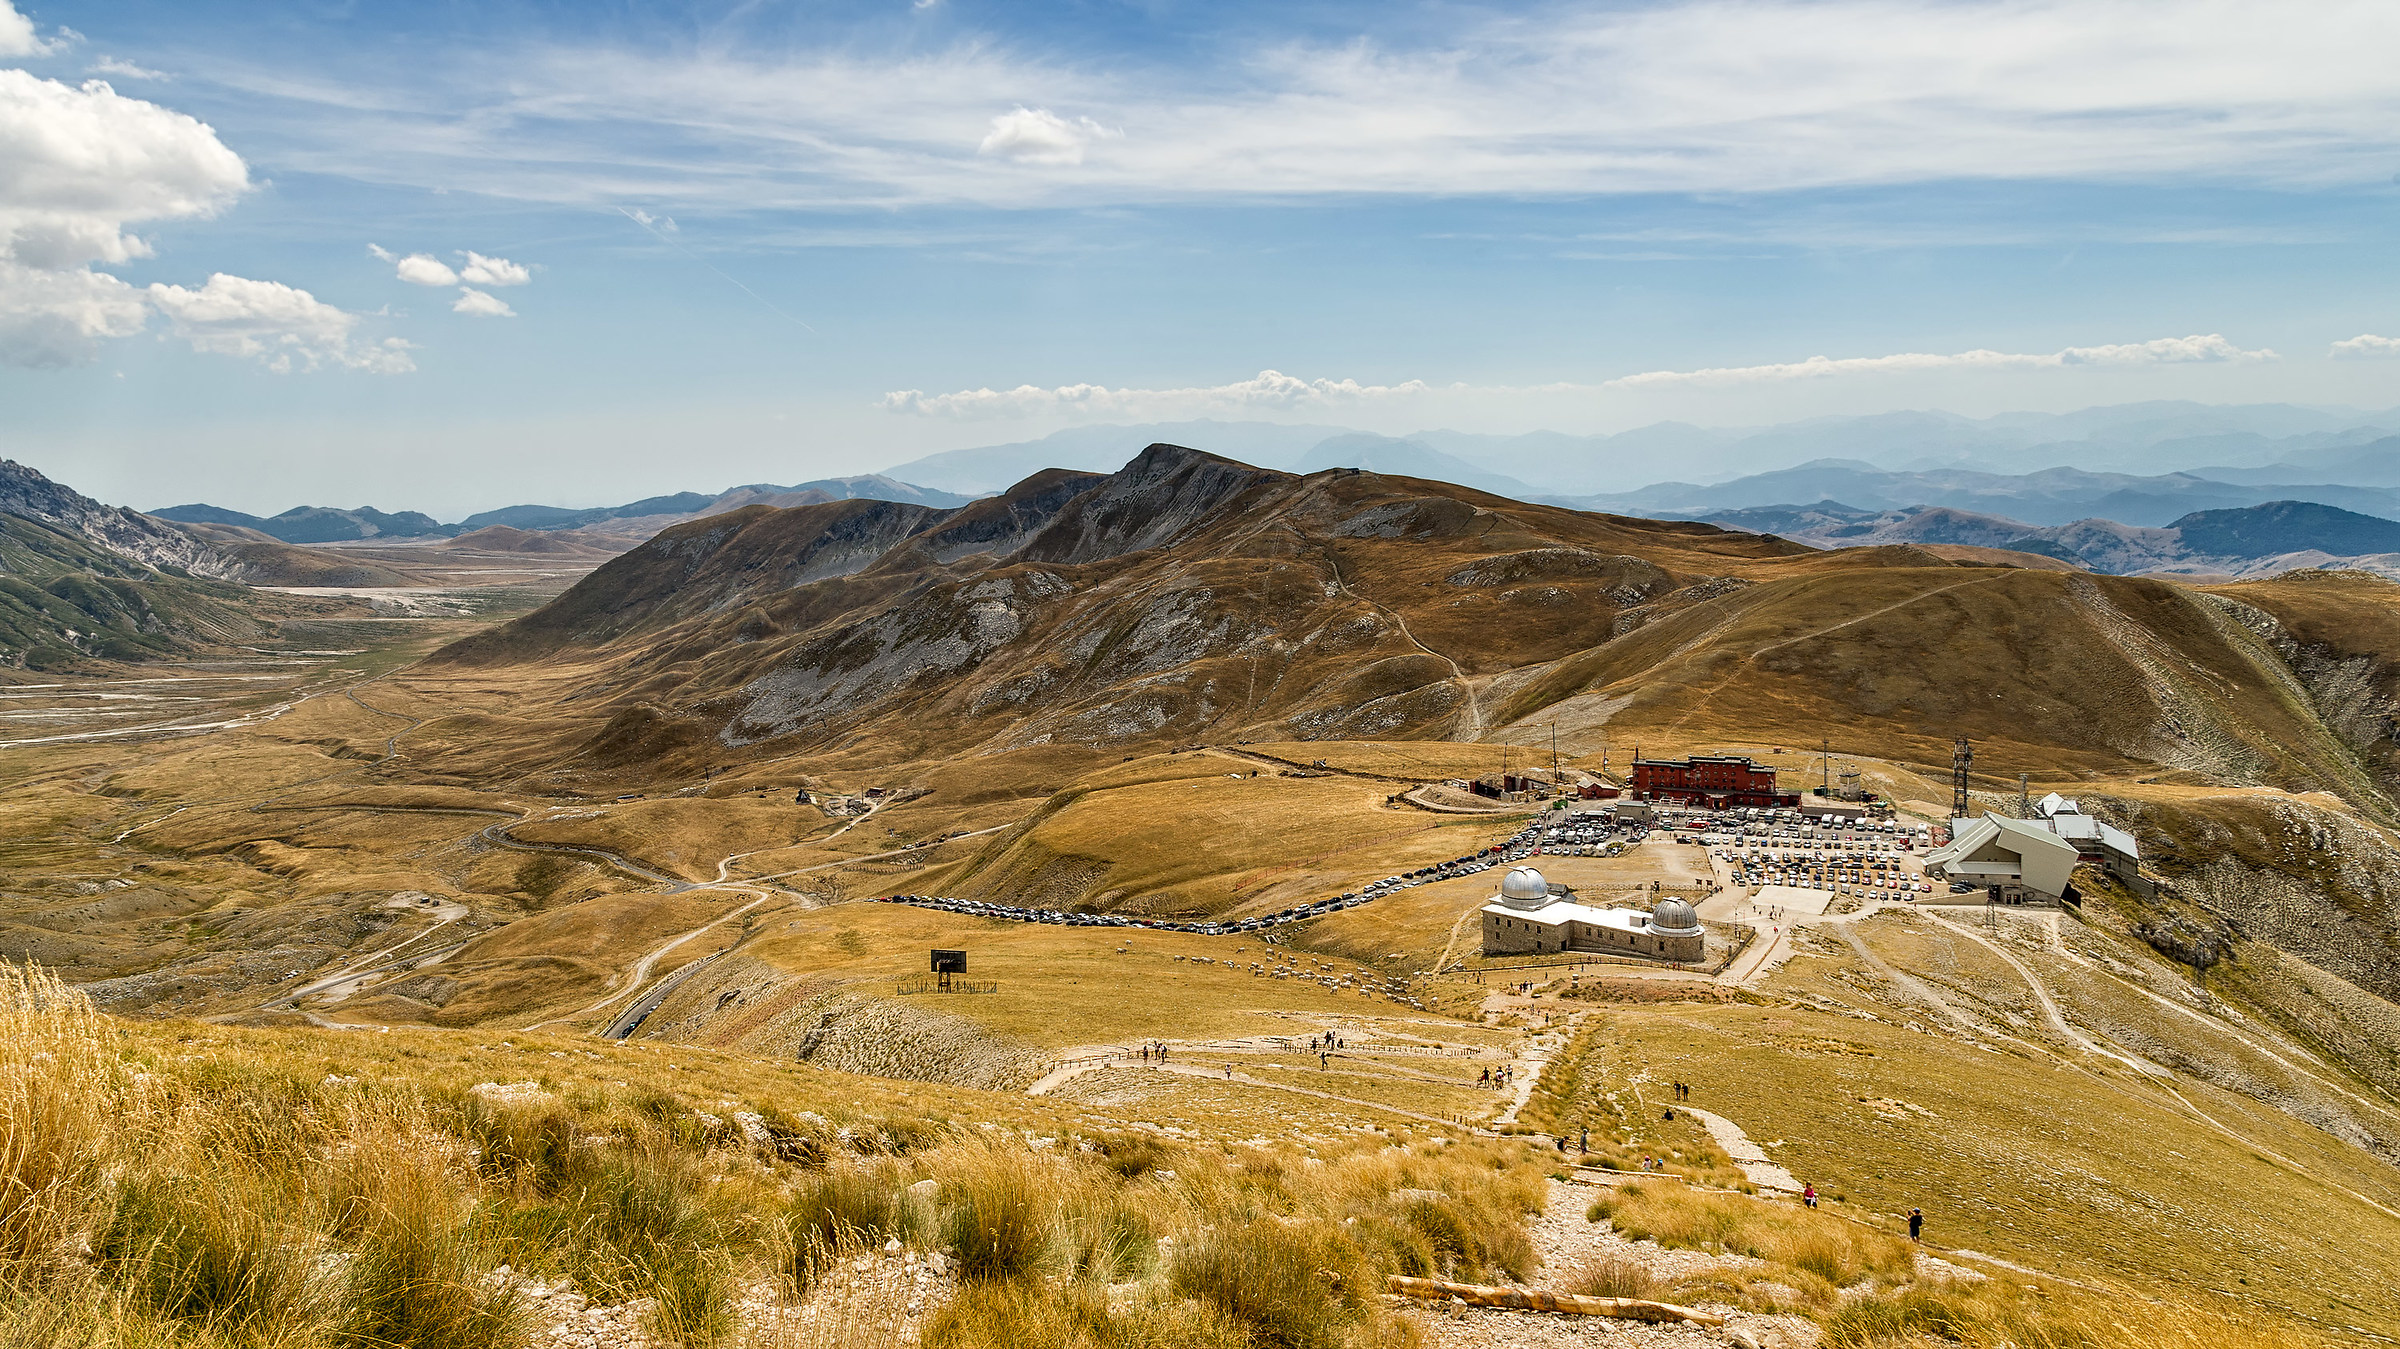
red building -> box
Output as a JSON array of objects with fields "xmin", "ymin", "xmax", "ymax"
[{"xmin": 1630, "ymin": 754, "xmax": 1797, "ymax": 810}]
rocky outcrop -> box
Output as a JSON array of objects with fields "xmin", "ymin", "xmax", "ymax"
[{"xmin": 0, "ymin": 459, "xmax": 231, "ymax": 579}]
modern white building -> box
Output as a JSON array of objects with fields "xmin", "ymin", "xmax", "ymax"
[
  {"xmin": 1479, "ymin": 866, "xmax": 1706, "ymax": 961},
  {"xmin": 2031, "ymin": 793, "xmax": 2141, "ymax": 877},
  {"xmin": 1923, "ymin": 815, "xmax": 2081, "ymax": 901}
]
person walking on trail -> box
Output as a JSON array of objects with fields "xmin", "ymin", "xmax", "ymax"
[
  {"xmin": 1802, "ymin": 1183, "xmax": 1817, "ymax": 1209},
  {"xmin": 1319, "ymin": 1051, "xmax": 1328, "ymax": 1069},
  {"xmin": 1908, "ymin": 1208, "xmax": 1923, "ymax": 1242},
  {"xmin": 1579, "ymin": 1127, "xmax": 1589, "ymax": 1154}
]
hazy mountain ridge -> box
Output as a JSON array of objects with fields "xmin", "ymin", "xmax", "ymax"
[{"xmin": 1709, "ymin": 498, "xmax": 2400, "ymax": 578}]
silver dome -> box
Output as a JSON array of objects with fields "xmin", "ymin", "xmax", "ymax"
[
  {"xmin": 1497, "ymin": 866, "xmax": 1551, "ymax": 908},
  {"xmin": 1648, "ymin": 898, "xmax": 1702, "ymax": 935}
]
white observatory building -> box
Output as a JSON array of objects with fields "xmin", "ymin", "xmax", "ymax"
[{"xmin": 1479, "ymin": 866, "xmax": 1706, "ymax": 962}]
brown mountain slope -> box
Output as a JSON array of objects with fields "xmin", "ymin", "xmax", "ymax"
[
  {"xmin": 424, "ymin": 445, "xmax": 1809, "ymax": 774},
  {"xmin": 411, "ymin": 445, "xmax": 2400, "ymax": 815}
]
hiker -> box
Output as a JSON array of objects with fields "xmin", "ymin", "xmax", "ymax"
[
  {"xmin": 1803, "ymin": 1183, "xmax": 1817, "ymax": 1209},
  {"xmin": 1140, "ymin": 1045, "xmax": 1150, "ymax": 1063},
  {"xmin": 1909, "ymin": 1208, "xmax": 1923, "ymax": 1242},
  {"xmin": 1319, "ymin": 1051, "xmax": 1328, "ymax": 1069},
  {"xmin": 1224, "ymin": 1064, "xmax": 1233, "ymax": 1079},
  {"xmin": 1579, "ymin": 1127, "xmax": 1589, "ymax": 1153},
  {"xmin": 1663, "ymin": 1107, "xmax": 1675, "ymax": 1122},
  {"xmin": 1479, "ymin": 1067, "xmax": 1490, "ymax": 1085}
]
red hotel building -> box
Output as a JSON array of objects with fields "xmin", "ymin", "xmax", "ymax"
[{"xmin": 1630, "ymin": 754, "xmax": 1799, "ymax": 810}]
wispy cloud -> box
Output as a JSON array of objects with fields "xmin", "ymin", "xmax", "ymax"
[
  {"xmin": 883, "ymin": 333, "xmax": 2284, "ymax": 419},
  {"xmin": 881, "ymin": 370, "xmax": 1437, "ymax": 419},
  {"xmin": 451, "ymin": 286, "xmax": 514, "ymax": 317},
  {"xmin": 89, "ymin": 57, "xmax": 167, "ymax": 81},
  {"xmin": 194, "ymin": 1, "xmax": 2400, "ymax": 213},
  {"xmin": 1604, "ymin": 334, "xmax": 2280, "ymax": 387}
]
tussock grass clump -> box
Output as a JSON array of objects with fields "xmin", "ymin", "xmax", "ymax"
[
  {"xmin": 1824, "ymin": 1280, "xmax": 2319, "ymax": 1349},
  {"xmin": 98, "ymin": 1173, "xmax": 326, "ymax": 1336},
  {"xmin": 1568, "ymin": 1251, "xmax": 1662, "ymax": 1301},
  {"xmin": 0, "ymin": 964, "xmax": 117, "ymax": 1280},
  {"xmin": 1587, "ymin": 1182, "xmax": 1911, "ymax": 1288},
  {"xmin": 936, "ymin": 1146, "xmax": 1059, "ymax": 1283},
  {"xmin": 1169, "ymin": 1219, "xmax": 1372, "ymax": 1349},
  {"xmin": 927, "ymin": 1282, "xmax": 1247, "ymax": 1349}
]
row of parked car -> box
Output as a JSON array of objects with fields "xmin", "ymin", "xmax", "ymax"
[{"xmin": 874, "ymin": 826, "xmax": 1545, "ymax": 934}]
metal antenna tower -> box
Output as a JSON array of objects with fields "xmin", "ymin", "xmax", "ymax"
[
  {"xmin": 1951, "ymin": 738, "xmax": 1973, "ymax": 820},
  {"xmin": 2019, "ymin": 772, "xmax": 2031, "ymax": 819},
  {"xmin": 1822, "ymin": 737, "xmax": 1831, "ymax": 795}
]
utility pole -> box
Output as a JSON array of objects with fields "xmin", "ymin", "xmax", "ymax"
[
  {"xmin": 1822, "ymin": 737, "xmax": 1831, "ymax": 795},
  {"xmin": 2019, "ymin": 772, "xmax": 2030, "ymax": 819},
  {"xmin": 1551, "ymin": 723, "xmax": 1560, "ymax": 797},
  {"xmin": 1952, "ymin": 738, "xmax": 1973, "ymax": 821}
]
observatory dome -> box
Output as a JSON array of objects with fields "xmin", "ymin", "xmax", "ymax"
[
  {"xmin": 1498, "ymin": 867, "xmax": 1552, "ymax": 908},
  {"xmin": 1649, "ymin": 898, "xmax": 1703, "ymax": 935}
]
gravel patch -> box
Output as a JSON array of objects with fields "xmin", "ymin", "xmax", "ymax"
[{"xmin": 1403, "ymin": 1179, "xmax": 1821, "ymax": 1349}]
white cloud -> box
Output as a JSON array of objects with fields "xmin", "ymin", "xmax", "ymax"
[
  {"xmin": 89, "ymin": 57, "xmax": 167, "ymax": 81},
  {"xmin": 368, "ymin": 244, "xmax": 461, "ymax": 286},
  {"xmin": 886, "ymin": 333, "xmax": 2282, "ymax": 419},
  {"xmin": 0, "ymin": 70, "xmax": 249, "ymax": 270},
  {"xmin": 977, "ymin": 107, "xmax": 1113, "ymax": 166},
  {"xmin": 0, "ymin": 67, "xmax": 251, "ymax": 367},
  {"xmin": 147, "ymin": 273, "xmax": 415, "ymax": 373},
  {"xmin": 457, "ymin": 250, "xmax": 529, "ymax": 286},
  {"xmin": 198, "ymin": 1, "xmax": 2400, "ymax": 212},
  {"xmin": 882, "ymin": 369, "xmax": 1434, "ymax": 420},
  {"xmin": 0, "ymin": 0, "xmax": 56, "ymax": 58},
  {"xmin": 2330, "ymin": 333, "xmax": 2400, "ymax": 359},
  {"xmin": 0, "ymin": 260, "xmax": 147, "ymax": 368},
  {"xmin": 1605, "ymin": 335, "xmax": 2279, "ymax": 387},
  {"xmin": 451, "ymin": 286, "xmax": 514, "ymax": 317}
]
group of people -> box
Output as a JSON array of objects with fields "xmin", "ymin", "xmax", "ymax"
[
  {"xmin": 1137, "ymin": 1043, "xmax": 1170, "ymax": 1063},
  {"xmin": 1478, "ymin": 1064, "xmax": 1517, "ymax": 1088},
  {"xmin": 1668, "ymin": 1080, "xmax": 1693, "ymax": 1100}
]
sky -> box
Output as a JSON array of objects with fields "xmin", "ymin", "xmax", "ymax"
[{"xmin": 5, "ymin": 0, "xmax": 2400, "ymax": 518}]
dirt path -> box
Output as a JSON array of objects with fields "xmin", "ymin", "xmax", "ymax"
[
  {"xmin": 1683, "ymin": 1107, "xmax": 1800, "ymax": 1193},
  {"xmin": 522, "ymin": 889, "xmax": 774, "ymax": 1032},
  {"xmin": 1326, "ymin": 553, "xmax": 1484, "ymax": 738}
]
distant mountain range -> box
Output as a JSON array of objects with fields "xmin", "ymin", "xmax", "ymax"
[
  {"xmin": 1559, "ymin": 459, "xmax": 2400, "ymax": 527},
  {"xmin": 875, "ymin": 401, "xmax": 2400, "ymax": 499},
  {"xmin": 1703, "ymin": 498, "xmax": 2400, "ymax": 577},
  {"xmin": 153, "ymin": 475, "xmax": 976, "ymax": 544}
]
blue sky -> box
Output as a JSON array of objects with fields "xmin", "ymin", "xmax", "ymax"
[{"xmin": 5, "ymin": 0, "xmax": 2400, "ymax": 517}]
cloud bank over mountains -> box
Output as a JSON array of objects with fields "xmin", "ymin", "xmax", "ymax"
[{"xmin": 881, "ymin": 334, "xmax": 2285, "ymax": 421}]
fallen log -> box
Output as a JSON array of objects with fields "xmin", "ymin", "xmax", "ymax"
[{"xmin": 1385, "ymin": 1275, "xmax": 1726, "ymax": 1326}]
